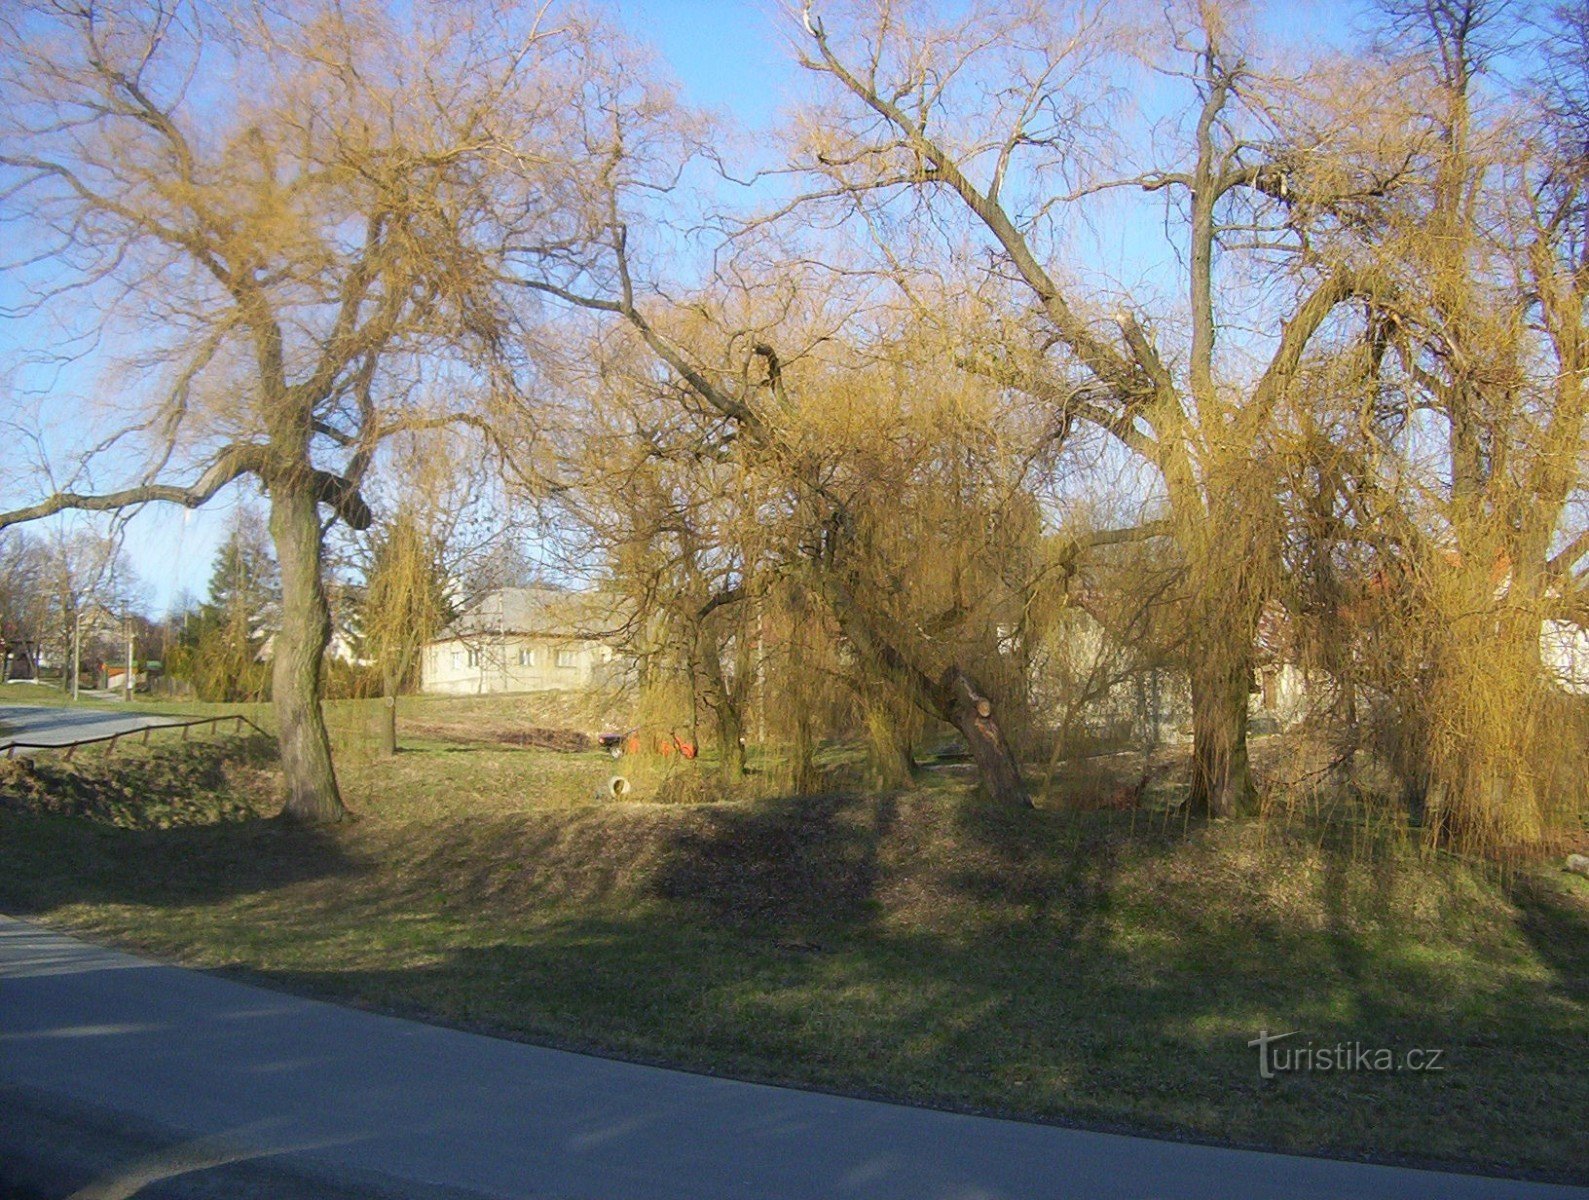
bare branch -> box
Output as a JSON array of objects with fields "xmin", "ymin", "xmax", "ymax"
[{"xmin": 0, "ymin": 444, "xmax": 268, "ymax": 532}]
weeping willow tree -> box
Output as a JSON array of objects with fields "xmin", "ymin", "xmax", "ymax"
[
  {"xmin": 552, "ymin": 264, "xmax": 1080, "ymax": 802},
  {"xmin": 788, "ymin": 0, "xmax": 1411, "ymax": 818},
  {"xmin": 361, "ymin": 505, "xmax": 451, "ymax": 757},
  {"xmin": 1268, "ymin": 0, "xmax": 1589, "ymax": 858},
  {"xmin": 791, "ymin": 335, "xmax": 1058, "ymax": 780},
  {"xmin": 0, "ymin": 0, "xmax": 598, "ymax": 821}
]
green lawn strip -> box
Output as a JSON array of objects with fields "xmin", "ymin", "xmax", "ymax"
[{"xmin": 1, "ymin": 728, "xmax": 1585, "ymax": 1181}]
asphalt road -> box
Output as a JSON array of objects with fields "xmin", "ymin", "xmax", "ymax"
[
  {"xmin": 1, "ymin": 917, "xmax": 1584, "ymax": 1200},
  {"xmin": 0, "ymin": 704, "xmax": 188, "ymax": 751}
]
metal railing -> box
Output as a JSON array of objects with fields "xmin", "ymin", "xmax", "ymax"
[{"xmin": 3, "ymin": 714, "xmax": 269, "ymax": 761}]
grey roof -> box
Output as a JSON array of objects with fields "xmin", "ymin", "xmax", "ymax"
[{"xmin": 439, "ymin": 587, "xmax": 629, "ymax": 642}]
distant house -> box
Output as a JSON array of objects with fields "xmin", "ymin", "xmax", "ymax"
[{"xmin": 421, "ymin": 586, "xmax": 627, "ymax": 696}]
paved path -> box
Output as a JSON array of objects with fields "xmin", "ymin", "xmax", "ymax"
[
  {"xmin": 1, "ymin": 918, "xmax": 1583, "ymax": 1200},
  {"xmin": 0, "ymin": 704, "xmax": 188, "ymax": 751}
]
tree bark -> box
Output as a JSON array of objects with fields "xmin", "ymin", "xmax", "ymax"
[
  {"xmin": 697, "ymin": 623, "xmax": 745, "ymax": 781},
  {"xmin": 1187, "ymin": 643, "xmax": 1256, "ymax": 819},
  {"xmin": 863, "ymin": 696, "xmax": 916, "ymax": 789},
  {"xmin": 268, "ymin": 481, "xmax": 347, "ymax": 822},
  {"xmin": 716, "ymin": 699, "xmax": 745, "ymax": 780},
  {"xmin": 943, "ymin": 667, "xmax": 1031, "ymax": 808},
  {"xmin": 793, "ymin": 703, "xmax": 818, "ymax": 793},
  {"xmin": 378, "ymin": 675, "xmax": 399, "ymax": 758}
]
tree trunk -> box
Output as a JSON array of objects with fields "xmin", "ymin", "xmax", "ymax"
[
  {"xmin": 942, "ymin": 667, "xmax": 1031, "ymax": 808},
  {"xmin": 793, "ymin": 703, "xmax": 818, "ymax": 793},
  {"xmin": 790, "ymin": 608, "xmax": 820, "ymax": 793},
  {"xmin": 1418, "ymin": 592, "xmax": 1551, "ymax": 855},
  {"xmin": 863, "ymin": 696, "xmax": 916, "ymax": 789},
  {"xmin": 378, "ymin": 676, "xmax": 399, "ymax": 758},
  {"xmin": 717, "ymin": 699, "xmax": 745, "ymax": 780},
  {"xmin": 268, "ymin": 482, "xmax": 347, "ymax": 823},
  {"xmin": 1187, "ymin": 644, "xmax": 1256, "ymax": 818},
  {"xmin": 696, "ymin": 622, "xmax": 744, "ymax": 781}
]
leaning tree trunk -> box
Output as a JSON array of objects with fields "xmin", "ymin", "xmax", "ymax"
[
  {"xmin": 942, "ymin": 667, "xmax": 1031, "ymax": 808},
  {"xmin": 822, "ymin": 577, "xmax": 1030, "ymax": 806},
  {"xmin": 268, "ymin": 481, "xmax": 347, "ymax": 823}
]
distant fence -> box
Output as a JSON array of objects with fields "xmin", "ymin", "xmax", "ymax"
[{"xmin": 3, "ymin": 714, "xmax": 270, "ymax": 761}]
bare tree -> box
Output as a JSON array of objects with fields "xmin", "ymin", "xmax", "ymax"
[
  {"xmin": 360, "ymin": 503, "xmax": 452, "ymax": 757},
  {"xmin": 0, "ymin": 529, "xmax": 50, "ymax": 681},
  {"xmin": 1291, "ymin": 0, "xmax": 1589, "ymax": 853},
  {"xmin": 790, "ymin": 0, "xmax": 1413, "ymax": 816},
  {"xmin": 0, "ymin": 1, "xmax": 576, "ymax": 820}
]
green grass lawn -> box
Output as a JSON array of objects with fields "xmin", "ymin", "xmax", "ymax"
[{"xmin": 0, "ymin": 698, "xmax": 1585, "ymax": 1182}]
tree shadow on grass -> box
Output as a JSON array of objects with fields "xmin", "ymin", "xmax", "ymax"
[
  {"xmin": 0, "ymin": 814, "xmax": 363, "ymax": 916},
  {"xmin": 1509, "ymin": 874, "xmax": 1589, "ymax": 1007},
  {"xmin": 0, "ymin": 736, "xmax": 363, "ymax": 915},
  {"xmin": 241, "ymin": 793, "xmax": 1584, "ymax": 1178},
  {"xmin": 231, "ymin": 862, "xmax": 1589, "ymax": 1181},
  {"xmin": 9, "ymin": 772, "xmax": 1584, "ymax": 1179},
  {"xmin": 647, "ymin": 792, "xmax": 900, "ymax": 930}
]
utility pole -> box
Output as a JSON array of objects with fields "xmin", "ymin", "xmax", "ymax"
[{"xmin": 125, "ymin": 615, "xmax": 134, "ymax": 702}]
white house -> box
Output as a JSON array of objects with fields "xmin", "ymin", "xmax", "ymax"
[{"xmin": 421, "ymin": 586, "xmax": 627, "ymax": 696}]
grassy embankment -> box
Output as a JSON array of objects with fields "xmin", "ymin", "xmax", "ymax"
[{"xmin": 0, "ymin": 691, "xmax": 1585, "ymax": 1182}]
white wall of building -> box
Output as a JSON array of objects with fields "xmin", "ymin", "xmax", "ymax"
[{"xmin": 421, "ymin": 635, "xmax": 614, "ymax": 696}]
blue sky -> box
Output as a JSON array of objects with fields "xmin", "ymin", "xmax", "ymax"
[
  {"xmin": 2, "ymin": 0, "xmax": 809, "ymax": 614},
  {"xmin": 0, "ymin": 0, "xmax": 1526, "ymax": 613},
  {"xmin": 618, "ymin": 0, "xmax": 796, "ymax": 128}
]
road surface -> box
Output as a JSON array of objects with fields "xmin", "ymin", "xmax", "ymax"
[
  {"xmin": 0, "ymin": 704, "xmax": 189, "ymax": 751},
  {"xmin": 0, "ymin": 916, "xmax": 1583, "ymax": 1200}
]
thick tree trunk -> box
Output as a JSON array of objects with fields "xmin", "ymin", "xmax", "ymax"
[
  {"xmin": 863, "ymin": 697, "xmax": 916, "ymax": 789},
  {"xmin": 1418, "ymin": 594, "xmax": 1551, "ymax": 854},
  {"xmin": 942, "ymin": 667, "xmax": 1031, "ymax": 808},
  {"xmin": 1187, "ymin": 644, "xmax": 1256, "ymax": 819},
  {"xmin": 268, "ymin": 482, "xmax": 346, "ymax": 823},
  {"xmin": 696, "ymin": 623, "xmax": 745, "ymax": 781}
]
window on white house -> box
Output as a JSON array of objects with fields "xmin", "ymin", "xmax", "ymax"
[
  {"xmin": 467, "ymin": 648, "xmax": 480, "ymax": 668},
  {"xmin": 518, "ymin": 647, "xmax": 536, "ymax": 667},
  {"xmin": 451, "ymin": 650, "xmax": 464, "ymax": 670},
  {"xmin": 556, "ymin": 647, "xmax": 578, "ymax": 668}
]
